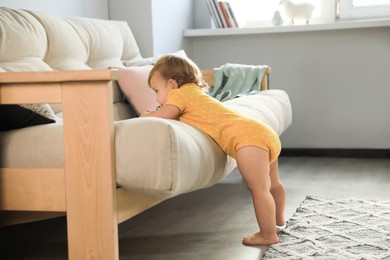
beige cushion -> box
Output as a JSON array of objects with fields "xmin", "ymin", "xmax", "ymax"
[
  {"xmin": 0, "ymin": 8, "xmax": 52, "ymax": 72},
  {"xmin": 28, "ymin": 11, "xmax": 90, "ymax": 70},
  {"xmin": 0, "ymin": 123, "xmax": 64, "ymax": 168},
  {"xmin": 65, "ymin": 17, "xmax": 126, "ymax": 69},
  {"xmin": 224, "ymin": 89, "xmax": 292, "ymax": 136},
  {"xmin": 115, "ymin": 118, "xmax": 234, "ymax": 198}
]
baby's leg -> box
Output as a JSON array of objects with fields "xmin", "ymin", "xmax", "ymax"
[
  {"xmin": 236, "ymin": 146, "xmax": 279, "ymax": 246},
  {"xmin": 270, "ymin": 160, "xmax": 286, "ymax": 227}
]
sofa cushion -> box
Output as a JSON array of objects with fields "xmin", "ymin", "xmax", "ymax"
[
  {"xmin": 115, "ymin": 117, "xmax": 235, "ymax": 198},
  {"xmin": 117, "ymin": 65, "xmax": 160, "ymax": 116},
  {"xmin": 0, "ymin": 8, "xmax": 52, "ymax": 72},
  {"xmin": 0, "ymin": 7, "xmax": 143, "ymax": 72},
  {"xmin": 224, "ymin": 90, "xmax": 292, "ymax": 136},
  {"xmin": 0, "ymin": 104, "xmax": 56, "ymax": 132},
  {"xmin": 27, "ymin": 11, "xmax": 91, "ymax": 71},
  {"xmin": 65, "ymin": 17, "xmax": 129, "ymax": 69},
  {"xmin": 0, "ymin": 123, "xmax": 64, "ymax": 167}
]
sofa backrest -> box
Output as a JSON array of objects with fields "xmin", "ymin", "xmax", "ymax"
[
  {"xmin": 0, "ymin": 7, "xmax": 143, "ymax": 120},
  {"xmin": 0, "ymin": 7, "xmax": 142, "ymax": 71}
]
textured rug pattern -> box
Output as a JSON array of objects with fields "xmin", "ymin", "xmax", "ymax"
[{"xmin": 263, "ymin": 196, "xmax": 390, "ymax": 259}]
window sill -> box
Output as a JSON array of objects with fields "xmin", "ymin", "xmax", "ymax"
[{"xmin": 184, "ymin": 18, "xmax": 390, "ymax": 37}]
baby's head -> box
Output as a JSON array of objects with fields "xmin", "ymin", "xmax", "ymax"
[{"xmin": 148, "ymin": 54, "xmax": 207, "ymax": 88}]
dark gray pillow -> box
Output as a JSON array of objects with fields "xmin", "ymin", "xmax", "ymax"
[{"xmin": 0, "ymin": 104, "xmax": 56, "ymax": 131}]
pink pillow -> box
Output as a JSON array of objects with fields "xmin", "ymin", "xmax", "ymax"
[{"xmin": 117, "ymin": 65, "xmax": 160, "ymax": 115}]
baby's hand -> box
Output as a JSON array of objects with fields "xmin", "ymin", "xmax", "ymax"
[{"xmin": 141, "ymin": 107, "xmax": 158, "ymax": 117}]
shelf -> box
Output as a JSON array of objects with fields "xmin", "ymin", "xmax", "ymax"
[{"xmin": 184, "ymin": 18, "xmax": 390, "ymax": 37}]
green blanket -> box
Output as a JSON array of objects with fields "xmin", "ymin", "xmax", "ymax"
[{"xmin": 208, "ymin": 63, "xmax": 269, "ymax": 101}]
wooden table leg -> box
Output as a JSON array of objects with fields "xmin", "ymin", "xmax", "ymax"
[{"xmin": 62, "ymin": 80, "xmax": 118, "ymax": 260}]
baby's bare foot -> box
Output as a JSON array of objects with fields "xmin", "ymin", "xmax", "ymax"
[{"xmin": 242, "ymin": 232, "xmax": 279, "ymax": 246}]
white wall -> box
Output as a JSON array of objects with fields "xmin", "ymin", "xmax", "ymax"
[
  {"xmin": 0, "ymin": 0, "xmax": 109, "ymax": 18},
  {"xmin": 109, "ymin": 0, "xmax": 193, "ymax": 58},
  {"xmin": 151, "ymin": 0, "xmax": 193, "ymax": 56}
]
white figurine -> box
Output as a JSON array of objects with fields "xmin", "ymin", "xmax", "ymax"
[{"xmin": 279, "ymin": 0, "xmax": 314, "ymax": 25}]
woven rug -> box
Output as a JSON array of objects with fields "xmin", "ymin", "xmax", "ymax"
[{"xmin": 263, "ymin": 196, "xmax": 390, "ymax": 259}]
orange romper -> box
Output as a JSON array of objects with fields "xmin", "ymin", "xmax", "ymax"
[{"xmin": 165, "ymin": 83, "xmax": 281, "ymax": 162}]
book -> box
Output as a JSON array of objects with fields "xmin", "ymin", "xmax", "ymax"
[
  {"xmin": 219, "ymin": 1, "xmax": 231, "ymax": 27},
  {"xmin": 206, "ymin": 0, "xmax": 222, "ymax": 28},
  {"xmin": 213, "ymin": 0, "xmax": 228, "ymax": 28},
  {"xmin": 206, "ymin": 0, "xmax": 238, "ymax": 28},
  {"xmin": 226, "ymin": 1, "xmax": 239, "ymax": 28}
]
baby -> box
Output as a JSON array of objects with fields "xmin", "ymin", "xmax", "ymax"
[{"xmin": 142, "ymin": 54, "xmax": 286, "ymax": 245}]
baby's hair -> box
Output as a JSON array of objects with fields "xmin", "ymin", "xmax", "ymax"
[{"xmin": 148, "ymin": 54, "xmax": 208, "ymax": 88}]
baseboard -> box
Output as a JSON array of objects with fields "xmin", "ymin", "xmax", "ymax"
[{"xmin": 280, "ymin": 148, "xmax": 390, "ymax": 158}]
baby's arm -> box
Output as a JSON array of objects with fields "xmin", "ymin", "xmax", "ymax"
[{"xmin": 141, "ymin": 104, "xmax": 180, "ymax": 119}]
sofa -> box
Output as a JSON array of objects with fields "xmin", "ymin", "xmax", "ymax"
[{"xmin": 0, "ymin": 7, "xmax": 292, "ymax": 260}]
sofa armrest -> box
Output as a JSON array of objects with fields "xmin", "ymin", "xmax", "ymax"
[{"xmin": 0, "ymin": 69, "xmax": 120, "ymax": 259}]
